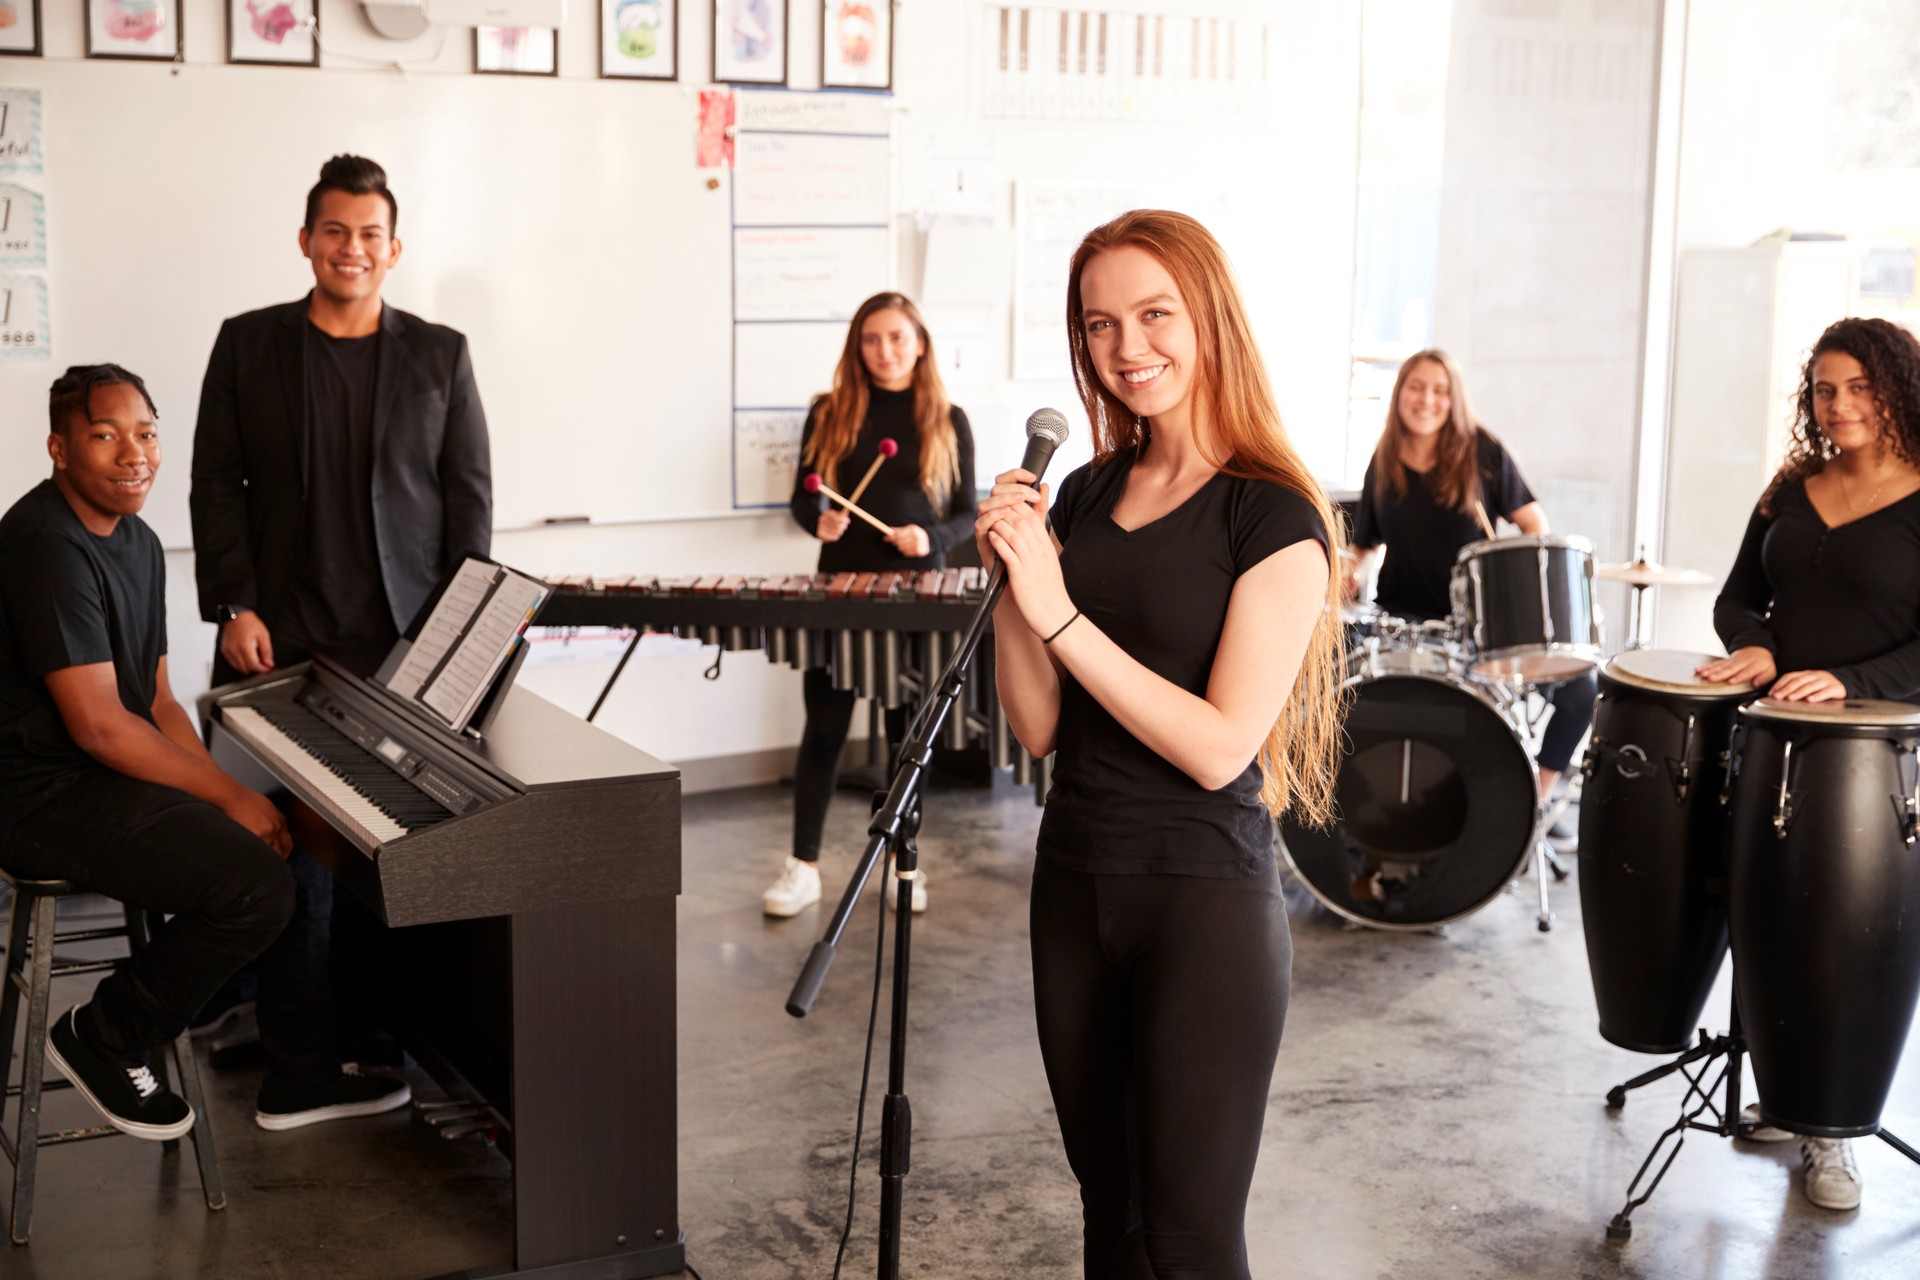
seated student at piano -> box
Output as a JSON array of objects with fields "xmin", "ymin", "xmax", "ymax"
[
  {"xmin": 1342, "ymin": 348, "xmax": 1595, "ymax": 807},
  {"xmin": 0, "ymin": 365, "xmax": 410, "ymax": 1139},
  {"xmin": 1698, "ymin": 315, "xmax": 1920, "ymax": 1213},
  {"xmin": 764, "ymin": 291, "xmax": 977, "ymax": 918}
]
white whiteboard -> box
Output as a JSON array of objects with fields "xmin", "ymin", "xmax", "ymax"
[
  {"xmin": 733, "ymin": 227, "xmax": 890, "ymax": 321},
  {"xmin": 0, "ymin": 61, "xmax": 882, "ymax": 543}
]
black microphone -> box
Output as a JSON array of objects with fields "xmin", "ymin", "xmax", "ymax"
[{"xmin": 1016, "ymin": 406, "xmax": 1071, "ymax": 487}]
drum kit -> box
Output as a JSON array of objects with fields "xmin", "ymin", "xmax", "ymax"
[
  {"xmin": 1280, "ymin": 533, "xmax": 1604, "ymax": 933},
  {"xmin": 1579, "ymin": 658, "xmax": 1920, "ymax": 1234}
]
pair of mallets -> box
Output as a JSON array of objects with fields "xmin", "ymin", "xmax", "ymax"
[{"xmin": 805, "ymin": 437, "xmax": 898, "ymax": 535}]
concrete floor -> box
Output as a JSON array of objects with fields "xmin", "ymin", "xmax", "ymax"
[{"xmin": 6, "ymin": 779, "xmax": 1920, "ymax": 1279}]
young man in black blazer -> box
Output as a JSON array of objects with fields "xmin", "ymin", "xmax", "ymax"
[
  {"xmin": 191, "ymin": 153, "xmax": 492, "ymax": 684},
  {"xmin": 188, "ymin": 155, "xmax": 492, "ymax": 1109}
]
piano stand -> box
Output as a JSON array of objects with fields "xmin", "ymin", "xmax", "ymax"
[{"xmin": 389, "ymin": 896, "xmax": 684, "ymax": 1280}]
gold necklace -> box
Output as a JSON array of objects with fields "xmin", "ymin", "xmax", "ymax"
[{"xmin": 1838, "ymin": 467, "xmax": 1888, "ymax": 514}]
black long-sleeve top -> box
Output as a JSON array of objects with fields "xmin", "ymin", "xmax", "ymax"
[
  {"xmin": 1712, "ymin": 480, "xmax": 1920, "ymax": 702},
  {"xmin": 787, "ymin": 386, "xmax": 976, "ymax": 572}
]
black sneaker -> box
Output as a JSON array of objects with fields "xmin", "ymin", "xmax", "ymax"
[
  {"xmin": 255, "ymin": 1071, "xmax": 411, "ymax": 1132},
  {"xmin": 45, "ymin": 1006, "xmax": 195, "ymax": 1141}
]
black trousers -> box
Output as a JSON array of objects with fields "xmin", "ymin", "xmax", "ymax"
[
  {"xmin": 1536, "ymin": 670, "xmax": 1598, "ymax": 775},
  {"xmin": 1030, "ymin": 858, "xmax": 1291, "ymax": 1280},
  {"xmin": 792, "ymin": 667, "xmax": 909, "ymax": 863},
  {"xmin": 0, "ymin": 769, "xmax": 336, "ymax": 1083}
]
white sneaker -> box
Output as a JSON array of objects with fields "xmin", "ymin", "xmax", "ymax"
[
  {"xmin": 1801, "ymin": 1138, "xmax": 1862, "ymax": 1211},
  {"xmin": 1738, "ymin": 1102, "xmax": 1795, "ymax": 1143},
  {"xmin": 885, "ymin": 858, "xmax": 928, "ymax": 914},
  {"xmin": 762, "ymin": 857, "xmax": 822, "ymax": 917}
]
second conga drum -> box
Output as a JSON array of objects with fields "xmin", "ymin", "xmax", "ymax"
[
  {"xmin": 1728, "ymin": 698, "xmax": 1920, "ymax": 1138},
  {"xmin": 1577, "ymin": 650, "xmax": 1747, "ymax": 1054}
]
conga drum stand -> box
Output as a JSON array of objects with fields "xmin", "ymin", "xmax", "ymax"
[{"xmin": 1601, "ymin": 991, "xmax": 1920, "ymax": 1239}]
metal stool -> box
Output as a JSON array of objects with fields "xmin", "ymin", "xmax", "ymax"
[{"xmin": 0, "ymin": 872, "xmax": 225, "ymax": 1245}]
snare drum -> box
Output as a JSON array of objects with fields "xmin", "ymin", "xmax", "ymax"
[
  {"xmin": 1577, "ymin": 650, "xmax": 1748, "ymax": 1054},
  {"xmin": 1280, "ymin": 650, "xmax": 1538, "ymax": 930},
  {"xmin": 1727, "ymin": 698, "xmax": 1920, "ymax": 1138},
  {"xmin": 1451, "ymin": 535, "xmax": 1602, "ymax": 683}
]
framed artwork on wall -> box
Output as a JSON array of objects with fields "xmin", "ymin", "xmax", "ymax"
[
  {"xmin": 228, "ymin": 0, "xmax": 317, "ymax": 67},
  {"xmin": 601, "ymin": 0, "xmax": 677, "ymax": 80},
  {"xmin": 820, "ymin": 0, "xmax": 889, "ymax": 92},
  {"xmin": 476, "ymin": 25, "xmax": 558, "ymax": 76},
  {"xmin": 86, "ymin": 0, "xmax": 182, "ymax": 61},
  {"xmin": 713, "ymin": 0, "xmax": 785, "ymax": 86},
  {"xmin": 0, "ymin": 0, "xmax": 43, "ymax": 58}
]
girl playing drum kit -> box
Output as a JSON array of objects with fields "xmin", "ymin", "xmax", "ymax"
[{"xmin": 1290, "ymin": 350, "xmax": 1600, "ymax": 932}]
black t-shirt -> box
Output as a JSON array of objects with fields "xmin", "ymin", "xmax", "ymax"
[
  {"xmin": 1713, "ymin": 480, "xmax": 1920, "ymax": 702},
  {"xmin": 1038, "ymin": 453, "xmax": 1331, "ymax": 878},
  {"xmin": 0, "ymin": 480, "xmax": 166, "ymax": 822},
  {"xmin": 1352, "ymin": 430, "xmax": 1536, "ymax": 620},
  {"xmin": 278, "ymin": 322, "xmax": 394, "ymax": 676},
  {"xmin": 787, "ymin": 387, "xmax": 977, "ymax": 573}
]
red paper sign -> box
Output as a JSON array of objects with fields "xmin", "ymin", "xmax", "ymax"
[{"xmin": 697, "ymin": 89, "xmax": 736, "ymax": 170}]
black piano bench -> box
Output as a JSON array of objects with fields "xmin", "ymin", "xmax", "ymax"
[{"xmin": 0, "ymin": 872, "xmax": 226, "ymax": 1245}]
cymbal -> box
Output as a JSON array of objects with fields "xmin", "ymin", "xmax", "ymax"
[{"xmin": 1596, "ymin": 558, "xmax": 1714, "ymax": 587}]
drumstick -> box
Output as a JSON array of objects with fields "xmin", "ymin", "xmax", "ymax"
[
  {"xmin": 846, "ymin": 437, "xmax": 899, "ymax": 506},
  {"xmin": 1472, "ymin": 500, "xmax": 1497, "ymax": 540},
  {"xmin": 805, "ymin": 473, "xmax": 894, "ymax": 536}
]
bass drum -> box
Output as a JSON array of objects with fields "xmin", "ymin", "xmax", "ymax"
[{"xmin": 1281, "ymin": 650, "xmax": 1539, "ymax": 930}]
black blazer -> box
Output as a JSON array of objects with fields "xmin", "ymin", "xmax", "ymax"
[{"xmin": 189, "ymin": 297, "xmax": 492, "ymax": 638}]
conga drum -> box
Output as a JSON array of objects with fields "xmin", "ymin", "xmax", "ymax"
[
  {"xmin": 1577, "ymin": 651, "xmax": 1748, "ymax": 1053},
  {"xmin": 1728, "ymin": 698, "xmax": 1920, "ymax": 1138}
]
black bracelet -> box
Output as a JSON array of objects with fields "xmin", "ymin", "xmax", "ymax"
[{"xmin": 1042, "ymin": 610, "xmax": 1081, "ymax": 645}]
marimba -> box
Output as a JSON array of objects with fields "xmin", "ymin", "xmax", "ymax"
[{"xmin": 538, "ymin": 571, "xmax": 1051, "ymax": 797}]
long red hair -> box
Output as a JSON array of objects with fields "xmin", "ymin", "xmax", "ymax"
[
  {"xmin": 802, "ymin": 292, "xmax": 960, "ymax": 514},
  {"xmin": 1066, "ymin": 209, "xmax": 1347, "ymax": 824}
]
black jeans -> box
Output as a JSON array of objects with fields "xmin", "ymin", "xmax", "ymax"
[
  {"xmin": 792, "ymin": 667, "xmax": 909, "ymax": 862},
  {"xmin": 1536, "ymin": 670, "xmax": 1599, "ymax": 775},
  {"xmin": 1030, "ymin": 858, "xmax": 1291, "ymax": 1280},
  {"xmin": 0, "ymin": 768, "xmax": 335, "ymax": 1083}
]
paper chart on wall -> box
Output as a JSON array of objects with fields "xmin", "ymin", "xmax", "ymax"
[
  {"xmin": 734, "ymin": 409, "xmax": 807, "ymax": 508},
  {"xmin": 734, "ymin": 226, "xmax": 889, "ymax": 322},
  {"xmin": 0, "ymin": 89, "xmax": 43, "ymax": 175},
  {"xmin": 734, "ymin": 133, "xmax": 891, "ymax": 228},
  {"xmin": 0, "ymin": 184, "xmax": 47, "ymax": 269}
]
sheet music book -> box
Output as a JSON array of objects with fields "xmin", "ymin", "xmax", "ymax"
[{"xmin": 380, "ymin": 558, "xmax": 550, "ymax": 735}]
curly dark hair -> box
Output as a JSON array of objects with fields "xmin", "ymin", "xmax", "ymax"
[{"xmin": 1763, "ymin": 316, "xmax": 1920, "ymax": 513}]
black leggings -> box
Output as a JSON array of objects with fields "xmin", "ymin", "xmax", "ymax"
[
  {"xmin": 1536, "ymin": 670, "xmax": 1598, "ymax": 775},
  {"xmin": 792, "ymin": 667, "xmax": 909, "ymax": 862},
  {"xmin": 1030, "ymin": 858, "xmax": 1291, "ymax": 1279}
]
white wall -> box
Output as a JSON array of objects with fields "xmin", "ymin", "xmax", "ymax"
[
  {"xmin": 1431, "ymin": 0, "xmax": 1660, "ymax": 642},
  {"xmin": 12, "ymin": 1, "xmax": 1363, "ymax": 782}
]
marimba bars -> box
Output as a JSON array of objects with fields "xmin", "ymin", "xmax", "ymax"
[{"xmin": 539, "ymin": 570, "xmax": 1052, "ymax": 797}]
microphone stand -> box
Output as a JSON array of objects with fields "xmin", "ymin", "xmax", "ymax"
[{"xmin": 786, "ymin": 564, "xmax": 1010, "ymax": 1280}]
